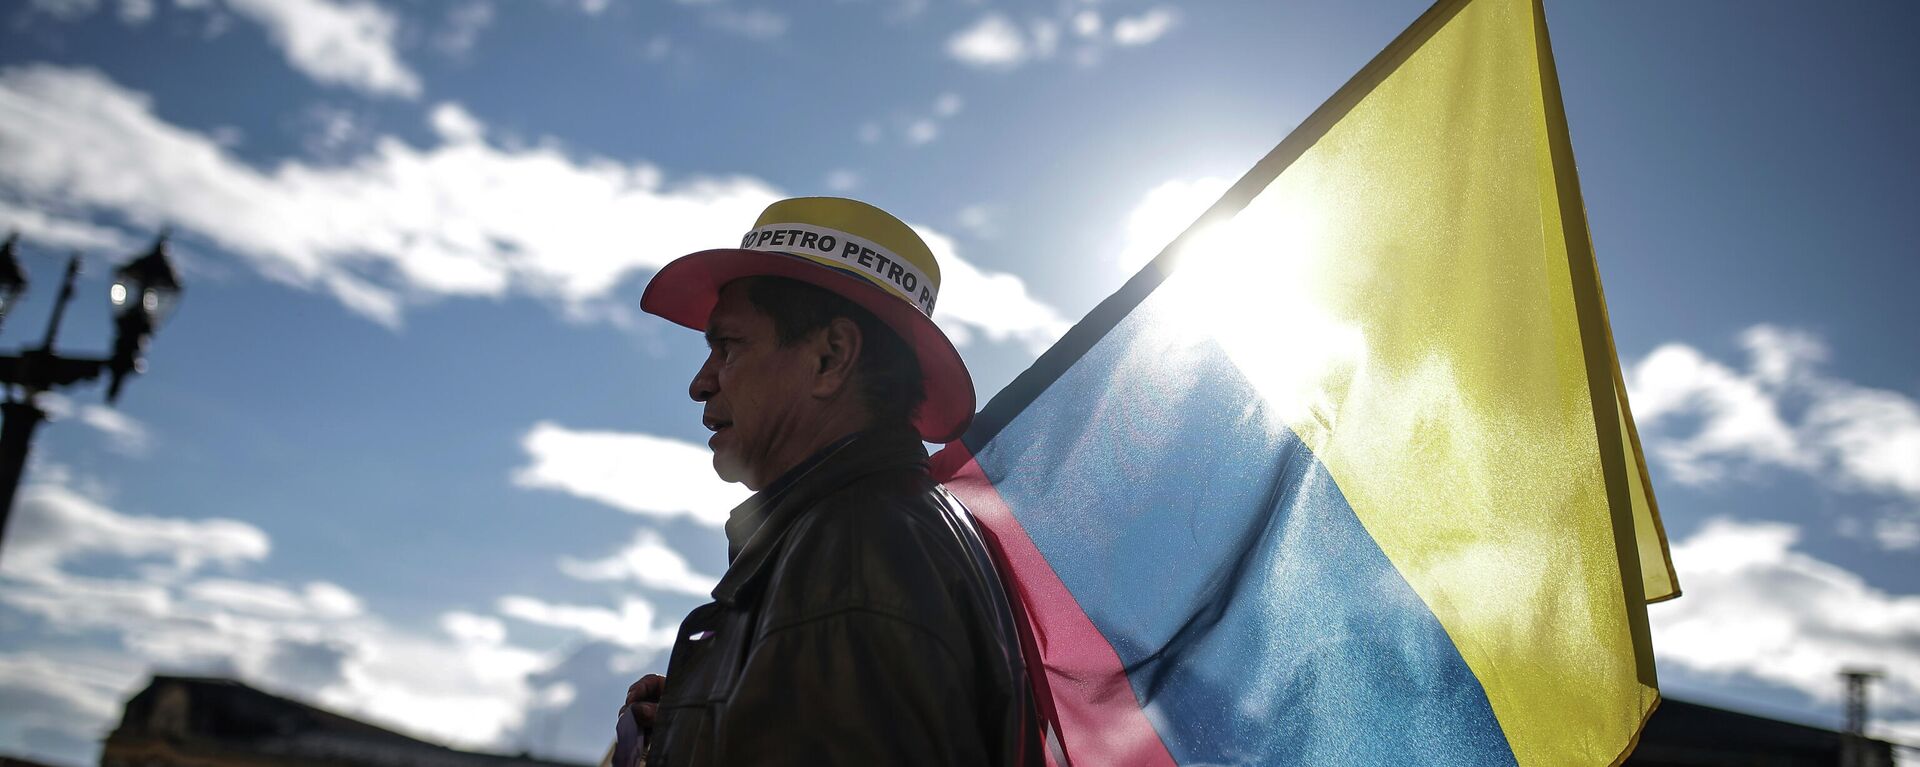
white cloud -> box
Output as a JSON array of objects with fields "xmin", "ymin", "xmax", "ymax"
[
  {"xmin": 118, "ymin": 0, "xmax": 154, "ymax": 24},
  {"xmin": 558, "ymin": 528, "xmax": 721, "ymax": 596},
  {"xmin": 79, "ymin": 405, "xmax": 154, "ymax": 454},
  {"xmin": 1071, "ymin": 9, "xmax": 1101, "ymax": 38},
  {"xmin": 1805, "ymin": 384, "xmax": 1920, "ymax": 499},
  {"xmin": 304, "ymin": 580, "xmax": 364, "ymax": 617},
  {"xmin": 433, "ymin": 0, "xmax": 494, "ymax": 57},
  {"xmin": 0, "ymin": 647, "xmax": 142, "ymax": 760},
  {"xmin": 905, "ymin": 118, "xmax": 939, "ymax": 146},
  {"xmin": 705, "ymin": 7, "xmax": 786, "ymax": 40},
  {"xmin": 36, "ymin": 393, "xmax": 153, "ymax": 456},
  {"xmin": 428, "ymin": 101, "xmax": 486, "ymax": 144},
  {"xmin": 0, "ymin": 476, "xmax": 267, "ymax": 584},
  {"xmin": 0, "ymin": 66, "xmax": 1067, "ymax": 346},
  {"xmin": 949, "ymin": 6, "xmax": 1174, "ymax": 71},
  {"xmin": 916, "ymin": 225, "xmax": 1071, "ymax": 353},
  {"xmin": 442, "ymin": 611, "xmax": 507, "ymax": 645},
  {"xmin": 0, "ymin": 650, "xmax": 130, "ymax": 723},
  {"xmin": 1649, "ymin": 518, "xmax": 1920, "ymax": 742},
  {"xmin": 1874, "ymin": 517, "xmax": 1920, "ymax": 551},
  {"xmin": 299, "ymin": 103, "xmax": 370, "ymax": 157},
  {"xmin": 513, "ymin": 421, "xmax": 746, "ymax": 526},
  {"xmin": 497, "ymin": 595, "xmax": 677, "ymax": 650},
  {"xmin": 0, "ymin": 66, "xmax": 773, "ymax": 328},
  {"xmin": 956, "ymin": 203, "xmax": 1000, "ymax": 240},
  {"xmin": 1627, "ymin": 326, "xmax": 1920, "ymax": 528},
  {"xmin": 181, "ymin": 577, "xmax": 308, "ymax": 616},
  {"xmin": 0, "ymin": 199, "xmax": 131, "ymax": 252},
  {"xmin": 933, "ymin": 92, "xmax": 964, "ymax": 118},
  {"xmin": 223, "ymin": 0, "xmax": 422, "ymax": 98},
  {"xmin": 1028, "ymin": 19, "xmax": 1060, "ymax": 59},
  {"xmin": 28, "ymin": 0, "xmax": 100, "ymax": 21},
  {"xmin": 824, "ymin": 168, "xmax": 861, "ymax": 192},
  {"xmin": 0, "ymin": 467, "xmax": 557, "ymax": 762},
  {"xmin": 27, "ymin": 0, "xmax": 158, "ymax": 25},
  {"xmin": 1743, "ymin": 324, "xmax": 1825, "ymax": 386},
  {"xmin": 880, "ymin": 92, "xmax": 967, "ymax": 148},
  {"xmin": 536, "ymin": 679, "xmax": 577, "ymax": 707},
  {"xmin": 948, "ymin": 13, "xmax": 1029, "ymax": 70},
  {"xmin": 1117, "ymin": 176, "xmax": 1232, "ymax": 276},
  {"xmin": 182, "ymin": 577, "xmax": 363, "ymax": 619},
  {"xmin": 316, "ymin": 617, "xmax": 546, "ymax": 747},
  {"xmin": 1111, "ymin": 6, "xmax": 1178, "ymax": 46},
  {"xmin": 1629, "ymin": 336, "xmax": 1807, "ymax": 483},
  {"xmin": 210, "ymin": 124, "xmax": 245, "ymax": 148}
]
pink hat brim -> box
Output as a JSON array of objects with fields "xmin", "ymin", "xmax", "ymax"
[{"xmin": 640, "ymin": 248, "xmax": 976, "ymax": 443}]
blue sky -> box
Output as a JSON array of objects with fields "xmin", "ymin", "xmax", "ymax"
[{"xmin": 0, "ymin": 0, "xmax": 1916, "ymax": 764}]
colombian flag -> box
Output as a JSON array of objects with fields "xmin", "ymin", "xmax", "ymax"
[{"xmin": 929, "ymin": 0, "xmax": 1681, "ymax": 764}]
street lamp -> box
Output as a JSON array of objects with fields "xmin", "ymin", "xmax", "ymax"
[
  {"xmin": 107, "ymin": 233, "xmax": 182, "ymax": 403},
  {"xmin": 0, "ymin": 234, "xmax": 28, "ymax": 332},
  {"xmin": 112, "ymin": 233, "xmax": 182, "ymax": 324},
  {"xmin": 0, "ymin": 231, "xmax": 184, "ymax": 565}
]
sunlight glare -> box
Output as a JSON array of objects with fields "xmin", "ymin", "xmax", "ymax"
[
  {"xmin": 1117, "ymin": 177, "xmax": 1233, "ymax": 277},
  {"xmin": 1152, "ymin": 184, "xmax": 1366, "ymax": 436}
]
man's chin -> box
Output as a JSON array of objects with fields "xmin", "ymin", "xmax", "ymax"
[{"xmin": 711, "ymin": 451, "xmax": 749, "ymax": 486}]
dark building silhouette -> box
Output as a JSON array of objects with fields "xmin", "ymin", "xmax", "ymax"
[
  {"xmin": 93, "ymin": 675, "xmax": 1900, "ymax": 767},
  {"xmin": 100, "ymin": 676, "xmax": 586, "ymax": 767},
  {"xmin": 1627, "ymin": 698, "xmax": 1896, "ymax": 767}
]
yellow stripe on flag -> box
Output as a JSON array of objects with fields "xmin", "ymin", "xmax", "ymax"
[{"xmin": 1149, "ymin": 0, "xmax": 1677, "ymax": 762}]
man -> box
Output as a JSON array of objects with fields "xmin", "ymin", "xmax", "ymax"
[{"xmin": 620, "ymin": 197, "xmax": 1041, "ymax": 766}]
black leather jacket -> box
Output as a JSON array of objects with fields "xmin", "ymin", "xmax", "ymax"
[{"xmin": 647, "ymin": 430, "xmax": 1041, "ymax": 766}]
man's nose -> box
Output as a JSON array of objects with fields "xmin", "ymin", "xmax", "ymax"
[{"xmin": 690, "ymin": 355, "xmax": 719, "ymax": 402}]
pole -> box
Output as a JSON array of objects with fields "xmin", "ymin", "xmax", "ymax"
[
  {"xmin": 1846, "ymin": 672, "xmax": 1867, "ymax": 734},
  {"xmin": 0, "ymin": 254, "xmax": 79, "ymax": 568},
  {"xmin": 1841, "ymin": 668, "xmax": 1883, "ymax": 767},
  {"xmin": 0, "ymin": 399, "xmax": 47, "ymax": 566},
  {"xmin": 39, "ymin": 254, "xmax": 80, "ymax": 354}
]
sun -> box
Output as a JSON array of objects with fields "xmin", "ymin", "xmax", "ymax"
[{"xmin": 1147, "ymin": 179, "xmax": 1369, "ymax": 442}]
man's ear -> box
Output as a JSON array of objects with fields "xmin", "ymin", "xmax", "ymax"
[{"xmin": 811, "ymin": 317, "xmax": 864, "ymax": 399}]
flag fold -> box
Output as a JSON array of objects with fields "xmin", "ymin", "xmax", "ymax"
[{"xmin": 932, "ymin": 0, "xmax": 1678, "ymax": 764}]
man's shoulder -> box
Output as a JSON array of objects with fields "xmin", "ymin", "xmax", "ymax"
[
  {"xmin": 758, "ymin": 468, "xmax": 973, "ymax": 626},
  {"xmin": 788, "ymin": 466, "xmax": 964, "ymax": 574}
]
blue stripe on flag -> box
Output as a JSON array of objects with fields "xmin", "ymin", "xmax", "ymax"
[{"xmin": 975, "ymin": 294, "xmax": 1519, "ymax": 766}]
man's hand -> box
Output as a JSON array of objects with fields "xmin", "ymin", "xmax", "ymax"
[
  {"xmin": 614, "ymin": 675, "xmax": 665, "ymax": 767},
  {"xmin": 625, "ymin": 674, "xmax": 666, "ymax": 729}
]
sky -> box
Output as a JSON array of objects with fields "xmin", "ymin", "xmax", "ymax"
[{"xmin": 0, "ymin": 0, "xmax": 1915, "ymax": 764}]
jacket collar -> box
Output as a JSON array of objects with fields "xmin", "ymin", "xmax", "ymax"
[
  {"xmin": 721, "ymin": 432, "xmax": 861, "ymax": 560},
  {"xmin": 712, "ymin": 428, "xmax": 928, "ymax": 606}
]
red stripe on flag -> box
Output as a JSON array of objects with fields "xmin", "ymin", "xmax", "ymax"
[{"xmin": 932, "ymin": 446, "xmax": 1178, "ymax": 767}]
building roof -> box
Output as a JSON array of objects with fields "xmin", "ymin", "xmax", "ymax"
[
  {"xmin": 1628, "ymin": 697, "xmax": 1895, "ymax": 767},
  {"xmin": 105, "ymin": 676, "xmax": 588, "ymax": 767},
  {"xmin": 104, "ymin": 675, "xmax": 1900, "ymax": 767}
]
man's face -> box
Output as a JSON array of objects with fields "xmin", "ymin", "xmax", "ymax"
[{"xmin": 690, "ymin": 282, "xmax": 821, "ymax": 488}]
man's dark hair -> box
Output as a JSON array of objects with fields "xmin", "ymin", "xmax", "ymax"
[{"xmin": 739, "ymin": 276, "xmax": 926, "ymax": 429}]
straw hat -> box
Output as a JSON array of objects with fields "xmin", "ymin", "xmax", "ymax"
[{"xmin": 640, "ymin": 197, "xmax": 975, "ymax": 443}]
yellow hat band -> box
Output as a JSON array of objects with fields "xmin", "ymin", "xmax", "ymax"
[{"xmin": 739, "ymin": 222, "xmax": 938, "ymax": 315}]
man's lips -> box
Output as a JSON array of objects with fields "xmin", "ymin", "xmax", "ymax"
[{"xmin": 702, "ymin": 415, "xmax": 733, "ymax": 434}]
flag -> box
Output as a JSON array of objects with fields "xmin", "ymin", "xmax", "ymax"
[{"xmin": 929, "ymin": 0, "xmax": 1680, "ymax": 764}]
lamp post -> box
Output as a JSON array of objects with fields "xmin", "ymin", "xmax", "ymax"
[
  {"xmin": 0, "ymin": 231, "xmax": 182, "ymax": 566},
  {"xmin": 0, "ymin": 235, "xmax": 28, "ymax": 333}
]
